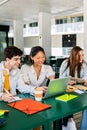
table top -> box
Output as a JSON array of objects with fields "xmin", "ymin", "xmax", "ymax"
[{"xmin": 0, "ymin": 93, "xmax": 87, "ymax": 130}]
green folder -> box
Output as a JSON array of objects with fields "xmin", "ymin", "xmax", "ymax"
[{"xmin": 55, "ymin": 94, "xmax": 78, "ymax": 102}]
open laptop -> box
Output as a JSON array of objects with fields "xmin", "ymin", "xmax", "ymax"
[{"xmin": 43, "ymin": 77, "xmax": 70, "ymax": 99}]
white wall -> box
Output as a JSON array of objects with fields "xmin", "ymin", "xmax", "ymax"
[
  {"xmin": 24, "ymin": 33, "xmax": 83, "ymax": 49},
  {"xmin": 24, "ymin": 36, "xmax": 39, "ymax": 47},
  {"xmin": 77, "ymin": 33, "xmax": 84, "ymax": 48},
  {"xmin": 51, "ymin": 34, "xmax": 62, "ymax": 47}
]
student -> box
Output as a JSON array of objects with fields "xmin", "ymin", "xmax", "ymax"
[
  {"xmin": 21, "ymin": 46, "xmax": 55, "ymax": 130},
  {"xmin": 59, "ymin": 46, "xmax": 87, "ymax": 130},
  {"xmin": 21, "ymin": 46, "xmax": 55, "ymax": 95},
  {"xmin": 0, "ymin": 46, "xmax": 31, "ymax": 102}
]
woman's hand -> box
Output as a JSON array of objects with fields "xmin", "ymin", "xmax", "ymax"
[
  {"xmin": 69, "ymin": 80, "xmax": 76, "ymax": 85},
  {"xmin": 84, "ymin": 80, "xmax": 87, "ymax": 86},
  {"xmin": 1, "ymin": 93, "xmax": 14, "ymax": 102},
  {"xmin": 42, "ymin": 86, "xmax": 48, "ymax": 93}
]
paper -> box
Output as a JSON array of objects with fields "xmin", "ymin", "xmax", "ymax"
[
  {"xmin": 70, "ymin": 77, "xmax": 84, "ymax": 84},
  {"xmin": 74, "ymin": 85, "xmax": 87, "ymax": 90},
  {"xmin": 74, "ymin": 90, "xmax": 85, "ymax": 94},
  {"xmin": 8, "ymin": 98, "xmax": 51, "ymax": 115},
  {"xmin": 55, "ymin": 93, "xmax": 78, "ymax": 102},
  {"xmin": 8, "ymin": 96, "xmax": 22, "ymax": 103}
]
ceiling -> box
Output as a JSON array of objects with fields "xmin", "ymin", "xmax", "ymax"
[{"xmin": 0, "ymin": 0, "xmax": 83, "ymax": 26}]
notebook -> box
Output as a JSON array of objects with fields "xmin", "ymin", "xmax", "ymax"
[
  {"xmin": 43, "ymin": 77, "xmax": 70, "ymax": 99},
  {"xmin": 55, "ymin": 93, "xmax": 78, "ymax": 102},
  {"xmin": 8, "ymin": 98, "xmax": 51, "ymax": 115}
]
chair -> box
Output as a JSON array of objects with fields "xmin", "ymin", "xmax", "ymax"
[{"xmin": 55, "ymin": 58, "xmax": 66, "ymax": 78}]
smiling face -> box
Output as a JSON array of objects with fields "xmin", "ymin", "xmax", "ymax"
[
  {"xmin": 6, "ymin": 55, "xmax": 21, "ymax": 69},
  {"xmin": 31, "ymin": 51, "xmax": 45, "ymax": 67}
]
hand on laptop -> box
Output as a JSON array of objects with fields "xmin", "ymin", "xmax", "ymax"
[{"xmin": 42, "ymin": 86, "xmax": 48, "ymax": 93}]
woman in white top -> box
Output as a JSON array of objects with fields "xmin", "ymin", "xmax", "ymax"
[
  {"xmin": 59, "ymin": 46, "xmax": 87, "ymax": 130},
  {"xmin": 21, "ymin": 46, "xmax": 55, "ymax": 130},
  {"xmin": 21, "ymin": 46, "xmax": 55, "ymax": 95}
]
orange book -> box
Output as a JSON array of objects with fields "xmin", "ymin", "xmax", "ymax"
[{"xmin": 8, "ymin": 98, "xmax": 51, "ymax": 115}]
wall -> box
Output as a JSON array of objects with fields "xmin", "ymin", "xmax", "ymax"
[
  {"xmin": 24, "ymin": 36, "xmax": 39, "ymax": 47},
  {"xmin": 24, "ymin": 33, "xmax": 83, "ymax": 49},
  {"xmin": 51, "ymin": 34, "xmax": 62, "ymax": 47},
  {"xmin": 77, "ymin": 33, "xmax": 84, "ymax": 48}
]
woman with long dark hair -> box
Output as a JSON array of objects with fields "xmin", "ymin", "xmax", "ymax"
[
  {"xmin": 21, "ymin": 46, "xmax": 55, "ymax": 130},
  {"xmin": 21, "ymin": 46, "xmax": 55, "ymax": 95}
]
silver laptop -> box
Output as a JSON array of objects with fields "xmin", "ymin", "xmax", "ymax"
[{"xmin": 43, "ymin": 77, "xmax": 70, "ymax": 99}]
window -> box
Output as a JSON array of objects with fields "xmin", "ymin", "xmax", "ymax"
[
  {"xmin": 24, "ymin": 24, "xmax": 26, "ymax": 28},
  {"xmin": 29, "ymin": 22, "xmax": 38, "ymax": 27},
  {"xmin": 55, "ymin": 18, "xmax": 67, "ymax": 24},
  {"xmin": 71, "ymin": 16, "xmax": 83, "ymax": 23},
  {"xmin": 0, "ymin": 25, "xmax": 9, "ymax": 61},
  {"xmin": 77, "ymin": 16, "xmax": 83, "ymax": 22}
]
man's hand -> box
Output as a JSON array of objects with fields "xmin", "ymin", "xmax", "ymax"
[{"xmin": 1, "ymin": 93, "xmax": 13, "ymax": 102}]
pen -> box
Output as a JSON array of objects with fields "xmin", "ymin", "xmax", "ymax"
[
  {"xmin": 26, "ymin": 105, "xmax": 29, "ymax": 114},
  {"xmin": 4, "ymin": 88, "xmax": 10, "ymax": 94}
]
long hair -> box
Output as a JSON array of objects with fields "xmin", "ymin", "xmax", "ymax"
[
  {"xmin": 64, "ymin": 46, "xmax": 84, "ymax": 77},
  {"xmin": 28, "ymin": 46, "xmax": 47, "ymax": 65}
]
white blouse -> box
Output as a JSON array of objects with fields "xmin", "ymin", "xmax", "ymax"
[
  {"xmin": 59, "ymin": 59, "xmax": 87, "ymax": 79},
  {"xmin": 21, "ymin": 64, "xmax": 55, "ymax": 94}
]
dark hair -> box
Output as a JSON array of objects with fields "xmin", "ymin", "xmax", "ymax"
[
  {"xmin": 64, "ymin": 46, "xmax": 84, "ymax": 77},
  {"xmin": 28, "ymin": 46, "xmax": 47, "ymax": 65},
  {"xmin": 4, "ymin": 46, "xmax": 23, "ymax": 59}
]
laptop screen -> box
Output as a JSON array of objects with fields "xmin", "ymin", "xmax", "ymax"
[{"xmin": 43, "ymin": 77, "xmax": 70, "ymax": 99}]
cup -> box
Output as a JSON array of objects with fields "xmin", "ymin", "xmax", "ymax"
[{"xmin": 34, "ymin": 87, "xmax": 43, "ymax": 101}]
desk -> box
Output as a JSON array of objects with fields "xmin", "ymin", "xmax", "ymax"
[{"xmin": 1, "ymin": 93, "xmax": 87, "ymax": 130}]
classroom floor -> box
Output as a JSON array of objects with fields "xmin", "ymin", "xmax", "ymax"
[{"xmin": 74, "ymin": 111, "xmax": 82, "ymax": 130}]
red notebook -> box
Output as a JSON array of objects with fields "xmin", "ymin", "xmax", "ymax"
[{"xmin": 8, "ymin": 98, "xmax": 51, "ymax": 115}]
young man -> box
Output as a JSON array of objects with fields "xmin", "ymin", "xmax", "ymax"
[{"xmin": 0, "ymin": 46, "xmax": 30, "ymax": 102}]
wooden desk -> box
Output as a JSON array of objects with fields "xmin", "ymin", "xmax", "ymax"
[{"xmin": 0, "ymin": 93, "xmax": 87, "ymax": 130}]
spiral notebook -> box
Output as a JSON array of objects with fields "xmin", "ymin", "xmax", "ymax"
[{"xmin": 8, "ymin": 98, "xmax": 51, "ymax": 115}]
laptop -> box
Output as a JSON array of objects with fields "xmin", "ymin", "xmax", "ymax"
[{"xmin": 43, "ymin": 77, "xmax": 70, "ymax": 99}]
